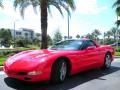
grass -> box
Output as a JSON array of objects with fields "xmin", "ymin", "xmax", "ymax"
[
  {"xmin": 0, "ymin": 47, "xmax": 35, "ymax": 66},
  {"xmin": 0, "ymin": 56, "xmax": 8, "ymax": 66},
  {"xmin": 115, "ymin": 52, "xmax": 120, "ymax": 56}
]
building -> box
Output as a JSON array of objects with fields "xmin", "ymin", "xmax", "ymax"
[{"xmin": 10, "ymin": 28, "xmax": 41, "ymax": 41}]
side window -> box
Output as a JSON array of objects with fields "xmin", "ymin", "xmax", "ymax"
[
  {"xmin": 87, "ymin": 40, "xmax": 96, "ymax": 47},
  {"xmin": 81, "ymin": 40, "xmax": 96, "ymax": 50}
]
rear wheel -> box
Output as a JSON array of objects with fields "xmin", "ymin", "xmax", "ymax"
[
  {"xmin": 102, "ymin": 53, "xmax": 112, "ymax": 69},
  {"xmin": 51, "ymin": 59, "xmax": 67, "ymax": 83}
]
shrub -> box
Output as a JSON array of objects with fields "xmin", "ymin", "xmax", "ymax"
[
  {"xmin": 0, "ymin": 48, "xmax": 34, "ymax": 57},
  {"xmin": 115, "ymin": 48, "xmax": 120, "ymax": 52}
]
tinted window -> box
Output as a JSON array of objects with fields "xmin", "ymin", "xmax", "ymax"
[
  {"xmin": 81, "ymin": 40, "xmax": 96, "ymax": 50},
  {"xmin": 50, "ymin": 40, "xmax": 83, "ymax": 50}
]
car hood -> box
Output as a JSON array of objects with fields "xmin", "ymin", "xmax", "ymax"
[
  {"xmin": 5, "ymin": 49, "xmax": 54, "ymax": 71},
  {"xmin": 5, "ymin": 49, "xmax": 74, "ymax": 71}
]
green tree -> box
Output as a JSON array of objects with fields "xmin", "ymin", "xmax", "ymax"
[
  {"xmin": 64, "ymin": 36, "xmax": 67, "ymax": 40},
  {"xmin": 33, "ymin": 38, "xmax": 40, "ymax": 46},
  {"xmin": 15, "ymin": 37, "xmax": 26, "ymax": 47},
  {"xmin": 92, "ymin": 29, "xmax": 101, "ymax": 41},
  {"xmin": 47, "ymin": 35, "xmax": 53, "ymax": 46},
  {"xmin": 69, "ymin": 36, "xmax": 73, "ymax": 39},
  {"xmin": 104, "ymin": 31, "xmax": 113, "ymax": 44},
  {"xmin": 0, "ymin": 28, "xmax": 12, "ymax": 47},
  {"xmin": 110, "ymin": 27, "xmax": 117, "ymax": 41},
  {"xmin": 105, "ymin": 31, "xmax": 112, "ymax": 39},
  {"xmin": 53, "ymin": 30, "xmax": 62, "ymax": 44},
  {"xmin": 13, "ymin": 0, "xmax": 75, "ymax": 49},
  {"xmin": 76, "ymin": 34, "xmax": 80, "ymax": 39},
  {"xmin": 85, "ymin": 33, "xmax": 93, "ymax": 39},
  {"xmin": 15, "ymin": 37, "xmax": 32, "ymax": 47},
  {"xmin": 81, "ymin": 35, "xmax": 85, "ymax": 38}
]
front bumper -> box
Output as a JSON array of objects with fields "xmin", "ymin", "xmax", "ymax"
[{"xmin": 3, "ymin": 66, "xmax": 51, "ymax": 82}]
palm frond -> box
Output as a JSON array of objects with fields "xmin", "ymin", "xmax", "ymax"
[
  {"xmin": 115, "ymin": 20, "xmax": 120, "ymax": 28},
  {"xmin": 19, "ymin": 1, "xmax": 30, "ymax": 18},
  {"xmin": 14, "ymin": 0, "xmax": 40, "ymax": 17},
  {"xmin": 63, "ymin": 0, "xmax": 76, "ymax": 10},
  {"xmin": 47, "ymin": 5, "xmax": 52, "ymax": 16},
  {"xmin": 0, "ymin": 0, "xmax": 3, "ymax": 8},
  {"xmin": 113, "ymin": 0, "xmax": 120, "ymax": 7},
  {"xmin": 59, "ymin": 2, "xmax": 70, "ymax": 16},
  {"xmin": 48, "ymin": 0, "xmax": 75, "ymax": 17},
  {"xmin": 14, "ymin": 0, "xmax": 24, "ymax": 9},
  {"xmin": 116, "ymin": 6, "xmax": 120, "ymax": 16},
  {"xmin": 30, "ymin": 0, "xmax": 40, "ymax": 14},
  {"xmin": 14, "ymin": 0, "xmax": 32, "ymax": 18},
  {"xmin": 49, "ymin": 1, "xmax": 63, "ymax": 16}
]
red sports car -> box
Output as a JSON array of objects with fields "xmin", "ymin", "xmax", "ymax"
[{"xmin": 4, "ymin": 39, "xmax": 114, "ymax": 83}]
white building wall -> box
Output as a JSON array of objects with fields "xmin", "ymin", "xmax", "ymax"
[{"xmin": 10, "ymin": 28, "xmax": 41, "ymax": 41}]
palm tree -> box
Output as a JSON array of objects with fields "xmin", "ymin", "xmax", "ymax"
[
  {"xmin": 113, "ymin": 0, "xmax": 120, "ymax": 27},
  {"xmin": 110, "ymin": 27, "xmax": 117, "ymax": 41},
  {"xmin": 86, "ymin": 33, "xmax": 93, "ymax": 39},
  {"xmin": 13, "ymin": 0, "xmax": 75, "ymax": 49},
  {"xmin": 92, "ymin": 29, "xmax": 101, "ymax": 41},
  {"xmin": 105, "ymin": 31, "xmax": 112, "ymax": 39},
  {"xmin": 76, "ymin": 34, "xmax": 80, "ymax": 39},
  {"xmin": 64, "ymin": 36, "xmax": 68, "ymax": 40}
]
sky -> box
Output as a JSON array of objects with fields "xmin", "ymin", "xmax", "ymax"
[{"xmin": 0, "ymin": 0, "xmax": 117, "ymax": 38}]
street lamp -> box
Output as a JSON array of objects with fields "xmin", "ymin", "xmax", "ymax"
[
  {"xmin": 67, "ymin": 5, "xmax": 70, "ymax": 39},
  {"xmin": 68, "ymin": 12, "xmax": 70, "ymax": 39},
  {"xmin": 13, "ymin": 20, "xmax": 19, "ymax": 48}
]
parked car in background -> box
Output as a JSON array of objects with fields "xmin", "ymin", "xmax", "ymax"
[
  {"xmin": 4, "ymin": 39, "xmax": 114, "ymax": 83},
  {"xmin": 110, "ymin": 43, "xmax": 120, "ymax": 47}
]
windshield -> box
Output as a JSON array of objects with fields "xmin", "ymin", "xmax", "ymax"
[{"xmin": 49, "ymin": 40, "xmax": 83, "ymax": 50}]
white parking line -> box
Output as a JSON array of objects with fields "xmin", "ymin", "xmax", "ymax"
[{"xmin": 0, "ymin": 71, "xmax": 5, "ymax": 75}]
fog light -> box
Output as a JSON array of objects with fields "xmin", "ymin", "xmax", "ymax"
[{"xmin": 28, "ymin": 71, "xmax": 42, "ymax": 76}]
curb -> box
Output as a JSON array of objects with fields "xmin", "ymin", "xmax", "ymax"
[
  {"xmin": 114, "ymin": 56, "xmax": 120, "ymax": 58},
  {"xmin": 0, "ymin": 66, "xmax": 3, "ymax": 71}
]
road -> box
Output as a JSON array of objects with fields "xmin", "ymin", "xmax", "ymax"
[{"xmin": 1, "ymin": 59, "xmax": 120, "ymax": 90}]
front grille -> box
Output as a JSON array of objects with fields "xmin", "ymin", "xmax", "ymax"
[
  {"xmin": 16, "ymin": 72, "xmax": 27, "ymax": 75},
  {"xmin": 24, "ymin": 77, "xmax": 31, "ymax": 80}
]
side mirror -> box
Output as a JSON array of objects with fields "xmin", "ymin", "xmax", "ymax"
[{"xmin": 86, "ymin": 46, "xmax": 96, "ymax": 50}]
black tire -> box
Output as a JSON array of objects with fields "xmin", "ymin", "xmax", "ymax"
[
  {"xmin": 102, "ymin": 53, "xmax": 112, "ymax": 69},
  {"xmin": 51, "ymin": 59, "xmax": 67, "ymax": 83}
]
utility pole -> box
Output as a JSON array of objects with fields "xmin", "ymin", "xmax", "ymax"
[
  {"xmin": 14, "ymin": 21, "xmax": 16, "ymax": 48},
  {"xmin": 116, "ymin": 5, "xmax": 119, "ymax": 49}
]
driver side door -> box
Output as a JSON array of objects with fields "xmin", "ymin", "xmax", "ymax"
[{"xmin": 78, "ymin": 40, "xmax": 99, "ymax": 71}]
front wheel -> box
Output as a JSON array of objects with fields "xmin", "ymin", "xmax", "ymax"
[
  {"xmin": 51, "ymin": 59, "xmax": 67, "ymax": 83},
  {"xmin": 102, "ymin": 53, "xmax": 112, "ymax": 69}
]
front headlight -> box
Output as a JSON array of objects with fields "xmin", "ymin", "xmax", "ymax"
[{"xmin": 27, "ymin": 71, "xmax": 42, "ymax": 76}]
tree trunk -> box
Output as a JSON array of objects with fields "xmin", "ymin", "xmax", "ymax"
[{"xmin": 40, "ymin": 0, "xmax": 48, "ymax": 49}]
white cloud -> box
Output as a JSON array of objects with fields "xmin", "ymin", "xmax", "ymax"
[
  {"xmin": 0, "ymin": 0, "xmax": 21, "ymax": 20},
  {"xmin": 75, "ymin": 0, "xmax": 108, "ymax": 15},
  {"xmin": 0, "ymin": 0, "xmax": 111, "ymax": 38}
]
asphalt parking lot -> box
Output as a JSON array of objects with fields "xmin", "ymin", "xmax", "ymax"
[{"xmin": 0, "ymin": 58, "xmax": 120, "ymax": 90}]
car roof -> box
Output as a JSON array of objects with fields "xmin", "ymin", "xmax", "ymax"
[{"xmin": 66, "ymin": 38, "xmax": 90, "ymax": 41}]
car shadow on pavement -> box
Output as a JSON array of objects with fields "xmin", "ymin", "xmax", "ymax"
[{"xmin": 4, "ymin": 66, "xmax": 120, "ymax": 90}]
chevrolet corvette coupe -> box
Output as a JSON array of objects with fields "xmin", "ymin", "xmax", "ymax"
[{"xmin": 4, "ymin": 39, "xmax": 114, "ymax": 83}]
